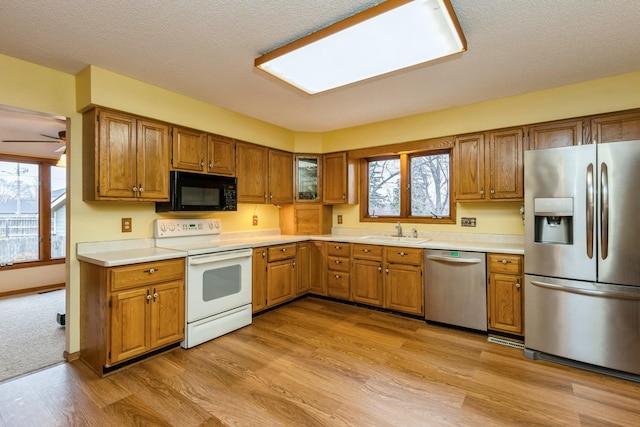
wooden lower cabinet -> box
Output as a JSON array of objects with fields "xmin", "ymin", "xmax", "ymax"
[
  {"xmin": 308, "ymin": 241, "xmax": 327, "ymax": 295},
  {"xmin": 351, "ymin": 244, "xmax": 384, "ymax": 306},
  {"xmin": 487, "ymin": 253, "xmax": 524, "ymax": 336},
  {"xmin": 383, "ymin": 247, "xmax": 424, "ymax": 316},
  {"xmin": 80, "ymin": 258, "xmax": 185, "ymax": 376},
  {"xmin": 252, "ymin": 243, "xmax": 297, "ymax": 313},
  {"xmin": 326, "ymin": 242, "xmax": 351, "ymax": 299}
]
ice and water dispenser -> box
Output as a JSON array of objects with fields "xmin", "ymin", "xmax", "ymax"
[{"xmin": 533, "ymin": 197, "xmax": 573, "ymax": 244}]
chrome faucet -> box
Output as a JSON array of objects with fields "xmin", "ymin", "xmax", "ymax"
[{"xmin": 395, "ymin": 222, "xmax": 403, "ymax": 237}]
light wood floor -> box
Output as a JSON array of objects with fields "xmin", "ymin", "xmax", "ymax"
[{"xmin": 1, "ymin": 297, "xmax": 639, "ymax": 426}]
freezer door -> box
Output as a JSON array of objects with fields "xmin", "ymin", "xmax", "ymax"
[
  {"xmin": 525, "ymin": 274, "xmax": 640, "ymax": 375},
  {"xmin": 524, "ymin": 145, "xmax": 596, "ymax": 281},
  {"xmin": 598, "ymin": 140, "xmax": 640, "ymax": 286}
]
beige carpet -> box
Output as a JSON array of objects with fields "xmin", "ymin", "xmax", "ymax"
[{"xmin": 0, "ymin": 289, "xmax": 65, "ymax": 383}]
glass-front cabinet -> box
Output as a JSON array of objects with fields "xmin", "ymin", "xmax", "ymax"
[{"xmin": 295, "ymin": 154, "xmax": 321, "ymax": 202}]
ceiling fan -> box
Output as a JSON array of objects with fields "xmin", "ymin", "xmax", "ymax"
[{"xmin": 2, "ymin": 130, "xmax": 66, "ymax": 145}]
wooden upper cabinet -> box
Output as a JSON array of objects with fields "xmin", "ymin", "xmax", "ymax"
[
  {"xmin": 171, "ymin": 127, "xmax": 206, "ymax": 172},
  {"xmin": 207, "ymin": 135, "xmax": 236, "ymax": 176},
  {"xmin": 83, "ymin": 108, "xmax": 170, "ymax": 202},
  {"xmin": 268, "ymin": 149, "xmax": 294, "ymax": 204},
  {"xmin": 455, "ymin": 128, "xmax": 523, "ymax": 202},
  {"xmin": 527, "ymin": 118, "xmax": 584, "ymax": 150},
  {"xmin": 590, "ymin": 110, "xmax": 640, "ymax": 143},
  {"xmin": 236, "ymin": 141, "xmax": 269, "ymax": 203},
  {"xmin": 323, "ymin": 152, "xmax": 358, "ymax": 204},
  {"xmin": 455, "ymin": 133, "xmax": 485, "ymax": 201},
  {"xmin": 487, "ymin": 128, "xmax": 523, "ymax": 200},
  {"xmin": 295, "ymin": 154, "xmax": 321, "ymax": 202}
]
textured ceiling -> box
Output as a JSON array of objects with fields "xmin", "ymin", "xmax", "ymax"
[{"xmin": 1, "ymin": 0, "xmax": 640, "ymax": 143}]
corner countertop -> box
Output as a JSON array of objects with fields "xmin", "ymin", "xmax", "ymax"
[{"xmin": 77, "ymin": 231, "xmax": 523, "ymax": 267}]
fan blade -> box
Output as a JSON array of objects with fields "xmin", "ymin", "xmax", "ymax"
[
  {"xmin": 54, "ymin": 146, "xmax": 66, "ymax": 153},
  {"xmin": 40, "ymin": 131, "xmax": 66, "ymax": 141},
  {"xmin": 2, "ymin": 139, "xmax": 59, "ymax": 143}
]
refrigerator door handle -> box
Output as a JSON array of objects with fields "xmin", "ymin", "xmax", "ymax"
[
  {"xmin": 586, "ymin": 163, "xmax": 594, "ymax": 259},
  {"xmin": 600, "ymin": 162, "xmax": 609, "ymax": 260},
  {"xmin": 530, "ymin": 280, "xmax": 640, "ymax": 300}
]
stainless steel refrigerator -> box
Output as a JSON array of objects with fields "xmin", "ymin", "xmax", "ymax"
[{"xmin": 524, "ymin": 140, "xmax": 640, "ymax": 377}]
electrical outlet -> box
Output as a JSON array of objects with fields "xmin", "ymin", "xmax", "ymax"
[
  {"xmin": 461, "ymin": 217, "xmax": 476, "ymax": 227},
  {"xmin": 121, "ymin": 217, "xmax": 132, "ymax": 232},
  {"xmin": 252, "ymin": 215, "xmax": 258, "ymax": 226},
  {"xmin": 337, "ymin": 214, "xmax": 343, "ymax": 224}
]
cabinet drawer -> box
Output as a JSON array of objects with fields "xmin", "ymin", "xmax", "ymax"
[
  {"xmin": 352, "ymin": 244, "xmax": 383, "ymax": 260},
  {"xmin": 488, "ymin": 254, "xmax": 522, "ymax": 274},
  {"xmin": 327, "ymin": 271, "xmax": 350, "ymax": 299},
  {"xmin": 327, "ymin": 242, "xmax": 351, "ymax": 257},
  {"xmin": 327, "ymin": 256, "xmax": 350, "ymax": 272},
  {"xmin": 267, "ymin": 244, "xmax": 297, "ymax": 262},
  {"xmin": 385, "ymin": 247, "xmax": 423, "ymax": 265},
  {"xmin": 110, "ymin": 258, "xmax": 184, "ymax": 291}
]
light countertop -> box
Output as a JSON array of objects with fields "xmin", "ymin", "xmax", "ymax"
[{"xmin": 77, "ymin": 233, "xmax": 523, "ymax": 267}]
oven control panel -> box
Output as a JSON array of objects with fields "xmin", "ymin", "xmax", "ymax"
[{"xmin": 155, "ymin": 218, "xmax": 221, "ymax": 238}]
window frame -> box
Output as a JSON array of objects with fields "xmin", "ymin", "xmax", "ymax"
[
  {"xmin": 359, "ymin": 147, "xmax": 455, "ymax": 224},
  {"xmin": 0, "ymin": 153, "xmax": 65, "ymax": 270}
]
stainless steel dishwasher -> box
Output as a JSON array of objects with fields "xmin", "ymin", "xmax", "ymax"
[{"xmin": 424, "ymin": 250, "xmax": 487, "ymax": 332}]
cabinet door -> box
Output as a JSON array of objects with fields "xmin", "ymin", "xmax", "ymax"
[
  {"xmin": 268, "ymin": 149, "xmax": 294, "ymax": 204},
  {"xmin": 252, "ymin": 248, "xmax": 268, "ymax": 313},
  {"xmin": 266, "ymin": 258, "xmax": 296, "ymax": 307},
  {"xmin": 150, "ymin": 280, "xmax": 185, "ymax": 348},
  {"xmin": 98, "ymin": 110, "xmax": 138, "ymax": 199},
  {"xmin": 455, "ymin": 133, "xmax": 485, "ymax": 201},
  {"xmin": 237, "ymin": 141, "xmax": 269, "ymax": 203},
  {"xmin": 488, "ymin": 272, "xmax": 523, "ymax": 335},
  {"xmin": 590, "ymin": 111, "xmax": 640, "ymax": 143},
  {"xmin": 384, "ymin": 263, "xmax": 424, "ymax": 315},
  {"xmin": 296, "ymin": 242, "xmax": 311, "ymax": 295},
  {"xmin": 137, "ymin": 119, "xmax": 170, "ymax": 201},
  {"xmin": 295, "ymin": 154, "xmax": 321, "ymax": 202},
  {"xmin": 351, "ymin": 259, "xmax": 383, "ymax": 306},
  {"xmin": 527, "ymin": 119, "xmax": 583, "ymax": 150},
  {"xmin": 171, "ymin": 127, "xmax": 205, "ymax": 172},
  {"xmin": 327, "ymin": 271, "xmax": 350, "ymax": 300},
  {"xmin": 323, "ymin": 152, "xmax": 357, "ymax": 204},
  {"xmin": 309, "ymin": 242, "xmax": 327, "ymax": 295},
  {"xmin": 487, "ymin": 128, "xmax": 523, "ymax": 200},
  {"xmin": 110, "ymin": 287, "xmax": 150, "ymax": 364},
  {"xmin": 207, "ymin": 135, "xmax": 236, "ymax": 176}
]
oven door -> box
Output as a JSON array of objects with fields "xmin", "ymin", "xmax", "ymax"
[{"xmin": 186, "ymin": 248, "xmax": 252, "ymax": 323}]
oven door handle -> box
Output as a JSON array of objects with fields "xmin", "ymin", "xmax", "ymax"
[{"xmin": 189, "ymin": 249, "xmax": 253, "ymax": 265}]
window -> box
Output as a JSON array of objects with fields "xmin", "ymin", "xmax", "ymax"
[
  {"xmin": 362, "ymin": 149, "xmax": 454, "ymax": 223},
  {"xmin": 0, "ymin": 158, "xmax": 66, "ymax": 266}
]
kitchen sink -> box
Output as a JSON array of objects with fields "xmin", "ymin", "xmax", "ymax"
[{"xmin": 360, "ymin": 235, "xmax": 431, "ymax": 244}]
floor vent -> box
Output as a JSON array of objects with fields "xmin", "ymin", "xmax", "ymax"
[{"xmin": 488, "ymin": 336, "xmax": 525, "ymax": 349}]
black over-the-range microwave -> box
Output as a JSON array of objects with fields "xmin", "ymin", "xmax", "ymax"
[{"xmin": 156, "ymin": 171, "xmax": 238, "ymax": 212}]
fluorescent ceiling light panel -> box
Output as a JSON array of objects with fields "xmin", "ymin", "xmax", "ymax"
[{"xmin": 255, "ymin": 0, "xmax": 466, "ymax": 94}]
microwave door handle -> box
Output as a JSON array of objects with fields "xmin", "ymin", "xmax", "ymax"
[
  {"xmin": 586, "ymin": 163, "xmax": 594, "ymax": 259},
  {"xmin": 600, "ymin": 162, "xmax": 609, "ymax": 260}
]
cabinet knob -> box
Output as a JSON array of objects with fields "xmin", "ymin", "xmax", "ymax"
[
  {"xmin": 153, "ymin": 290, "xmax": 158, "ymax": 300},
  {"xmin": 200, "ymin": 161, "xmax": 204, "ymax": 167},
  {"xmin": 132, "ymin": 186, "xmax": 138, "ymax": 193},
  {"xmin": 363, "ymin": 249, "xmax": 370, "ymax": 253},
  {"xmin": 292, "ymin": 261, "xmax": 296, "ymax": 268},
  {"xmin": 208, "ymin": 163, "xmax": 213, "ymax": 168},
  {"xmin": 516, "ymin": 282, "xmax": 521, "ymax": 290},
  {"xmin": 500, "ymin": 259, "xmax": 509, "ymax": 264},
  {"xmin": 270, "ymin": 193, "xmax": 273, "ymax": 200},
  {"xmin": 281, "ymin": 248, "xmax": 287, "ymax": 252},
  {"xmin": 385, "ymin": 267, "xmax": 389, "ymax": 274},
  {"xmin": 334, "ymin": 260, "xmax": 341, "ymax": 264},
  {"xmin": 262, "ymin": 251, "xmax": 266, "ymax": 258},
  {"xmin": 398, "ymin": 252, "xmax": 406, "ymax": 256},
  {"xmin": 342, "ymin": 193, "xmax": 346, "ymax": 200},
  {"xmin": 334, "ymin": 274, "xmax": 341, "ymax": 279},
  {"xmin": 334, "ymin": 245, "xmax": 341, "ymax": 250},
  {"xmin": 146, "ymin": 293, "xmax": 152, "ymax": 301},
  {"xmin": 378, "ymin": 265, "xmax": 382, "ymax": 272},
  {"xmin": 138, "ymin": 185, "xmax": 143, "ymax": 193},
  {"xmin": 490, "ymin": 189, "xmax": 495, "ymax": 194},
  {"xmin": 144, "ymin": 268, "xmax": 157, "ymax": 274},
  {"xmin": 479, "ymin": 189, "xmax": 484, "ymax": 195}
]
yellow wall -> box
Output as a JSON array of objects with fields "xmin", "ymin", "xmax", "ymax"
[
  {"xmin": 3, "ymin": 52, "xmax": 640, "ymax": 356},
  {"xmin": 0, "ymin": 53, "xmax": 81, "ymax": 354}
]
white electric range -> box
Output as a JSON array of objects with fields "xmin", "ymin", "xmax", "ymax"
[{"xmin": 154, "ymin": 218, "xmax": 252, "ymax": 348}]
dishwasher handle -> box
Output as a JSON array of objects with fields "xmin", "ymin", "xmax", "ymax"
[{"xmin": 426, "ymin": 255, "xmax": 483, "ymax": 264}]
